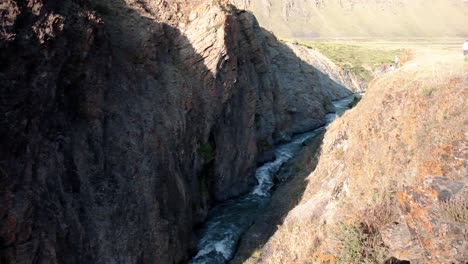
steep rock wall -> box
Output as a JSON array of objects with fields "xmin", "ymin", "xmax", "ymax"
[{"xmin": 0, "ymin": 0, "xmax": 349, "ymax": 263}]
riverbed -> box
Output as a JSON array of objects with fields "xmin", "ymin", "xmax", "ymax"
[{"xmin": 190, "ymin": 94, "xmax": 358, "ymax": 264}]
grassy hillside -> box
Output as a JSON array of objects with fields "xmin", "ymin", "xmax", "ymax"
[
  {"xmin": 237, "ymin": 47, "xmax": 468, "ymax": 263},
  {"xmin": 243, "ymin": 0, "xmax": 468, "ymax": 38},
  {"xmin": 283, "ymin": 40, "xmax": 407, "ymax": 82}
]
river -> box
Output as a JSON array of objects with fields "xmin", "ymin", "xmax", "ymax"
[{"xmin": 189, "ymin": 94, "xmax": 358, "ymax": 264}]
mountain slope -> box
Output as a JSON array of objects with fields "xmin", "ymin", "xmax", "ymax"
[
  {"xmin": 237, "ymin": 0, "xmax": 468, "ymax": 38},
  {"xmin": 242, "ymin": 50, "xmax": 467, "ymax": 263}
]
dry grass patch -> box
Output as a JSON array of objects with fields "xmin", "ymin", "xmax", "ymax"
[
  {"xmin": 336, "ymin": 200, "xmax": 397, "ymax": 264},
  {"xmin": 246, "ymin": 50, "xmax": 467, "ymax": 264},
  {"xmin": 439, "ymin": 191, "xmax": 468, "ymax": 224}
]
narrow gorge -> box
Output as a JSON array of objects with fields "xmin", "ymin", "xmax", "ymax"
[
  {"xmin": 0, "ymin": 0, "xmax": 361, "ymax": 263},
  {"xmin": 2, "ymin": 1, "xmax": 466, "ymax": 264},
  {"xmin": 190, "ymin": 95, "xmax": 357, "ymax": 264}
]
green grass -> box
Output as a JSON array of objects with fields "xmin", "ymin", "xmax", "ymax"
[{"xmin": 284, "ymin": 40, "xmax": 402, "ymax": 82}]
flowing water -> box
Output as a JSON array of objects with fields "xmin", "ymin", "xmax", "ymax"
[{"xmin": 189, "ymin": 94, "xmax": 358, "ymax": 264}]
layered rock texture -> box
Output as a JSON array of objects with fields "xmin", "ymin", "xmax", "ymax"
[
  {"xmin": 0, "ymin": 0, "xmax": 355, "ymax": 263},
  {"xmin": 283, "ymin": 42, "xmax": 364, "ymax": 95},
  {"xmin": 236, "ymin": 0, "xmax": 468, "ymax": 38},
  {"xmin": 243, "ymin": 51, "xmax": 467, "ymax": 263}
]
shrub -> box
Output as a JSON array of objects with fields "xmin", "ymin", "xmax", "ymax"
[
  {"xmin": 399, "ymin": 49, "xmax": 414, "ymax": 66},
  {"xmin": 337, "ymin": 223, "xmax": 387, "ymax": 264},
  {"xmin": 338, "ymin": 224, "xmax": 363, "ymax": 263},
  {"xmin": 337, "ymin": 201, "xmax": 395, "ymax": 263},
  {"xmin": 422, "ymin": 87, "xmax": 434, "ymax": 96},
  {"xmin": 439, "ymin": 193, "xmax": 468, "ymax": 224},
  {"xmin": 359, "ymin": 200, "xmax": 396, "ymax": 232},
  {"xmin": 200, "ymin": 143, "xmax": 215, "ymax": 162},
  {"xmin": 334, "ymin": 148, "xmax": 345, "ymax": 159},
  {"xmin": 257, "ymin": 139, "xmax": 272, "ymax": 152}
]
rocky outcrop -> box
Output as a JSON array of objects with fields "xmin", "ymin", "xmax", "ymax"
[
  {"xmin": 283, "ymin": 42, "xmax": 364, "ymax": 96},
  {"xmin": 0, "ymin": 0, "xmax": 349, "ymax": 263}
]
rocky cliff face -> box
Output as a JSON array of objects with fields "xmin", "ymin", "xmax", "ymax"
[
  {"xmin": 238, "ymin": 0, "xmax": 468, "ymax": 38},
  {"xmin": 282, "ymin": 42, "xmax": 364, "ymax": 95},
  {"xmin": 0, "ymin": 0, "xmax": 350, "ymax": 263}
]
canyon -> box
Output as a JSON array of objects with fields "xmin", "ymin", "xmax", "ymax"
[
  {"xmin": 1, "ymin": 0, "xmax": 466, "ymax": 264},
  {"xmin": 235, "ymin": 49, "xmax": 468, "ymax": 264},
  {"xmin": 0, "ymin": 0, "xmax": 359, "ymax": 263}
]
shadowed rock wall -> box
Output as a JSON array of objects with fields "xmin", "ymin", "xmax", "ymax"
[{"xmin": 0, "ymin": 0, "xmax": 350, "ymax": 263}]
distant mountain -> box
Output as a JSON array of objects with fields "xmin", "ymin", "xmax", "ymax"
[{"xmin": 235, "ymin": 0, "xmax": 468, "ymax": 38}]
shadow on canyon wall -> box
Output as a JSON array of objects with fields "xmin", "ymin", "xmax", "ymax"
[{"xmin": 0, "ymin": 1, "xmax": 351, "ymax": 263}]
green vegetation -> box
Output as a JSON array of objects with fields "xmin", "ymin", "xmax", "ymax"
[
  {"xmin": 422, "ymin": 87, "xmax": 435, "ymax": 97},
  {"xmin": 337, "ymin": 223, "xmax": 387, "ymax": 264},
  {"xmin": 198, "ymin": 172, "xmax": 210, "ymax": 196},
  {"xmin": 338, "ymin": 224, "xmax": 367, "ymax": 263},
  {"xmin": 284, "ymin": 40, "xmax": 401, "ymax": 82},
  {"xmin": 334, "ymin": 148, "xmax": 345, "ymax": 160},
  {"xmin": 337, "ymin": 201, "xmax": 395, "ymax": 263},
  {"xmin": 200, "ymin": 143, "xmax": 215, "ymax": 162},
  {"xmin": 257, "ymin": 139, "xmax": 272, "ymax": 152}
]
